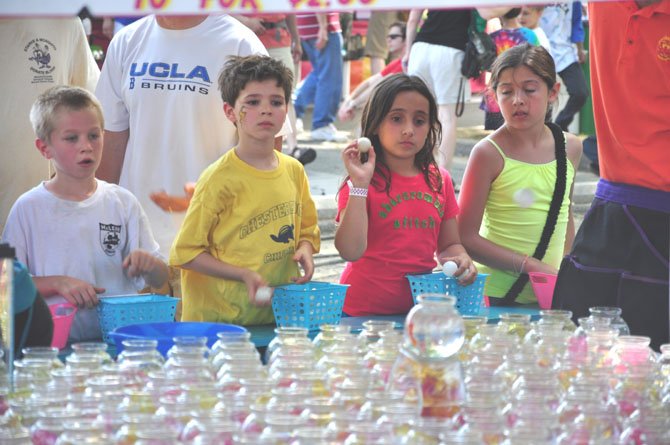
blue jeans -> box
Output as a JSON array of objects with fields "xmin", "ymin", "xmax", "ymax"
[
  {"xmin": 556, "ymin": 62, "xmax": 589, "ymax": 131},
  {"xmin": 294, "ymin": 32, "xmax": 343, "ymax": 130}
]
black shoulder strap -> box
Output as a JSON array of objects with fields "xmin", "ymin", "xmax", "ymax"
[{"xmin": 500, "ymin": 122, "xmax": 568, "ymax": 305}]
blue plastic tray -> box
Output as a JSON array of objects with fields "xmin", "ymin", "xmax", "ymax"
[{"xmin": 108, "ymin": 321, "xmax": 247, "ymax": 357}]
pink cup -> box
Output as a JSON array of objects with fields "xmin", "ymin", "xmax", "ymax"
[
  {"xmin": 49, "ymin": 303, "xmax": 77, "ymax": 349},
  {"xmin": 528, "ymin": 272, "xmax": 558, "ymax": 309}
]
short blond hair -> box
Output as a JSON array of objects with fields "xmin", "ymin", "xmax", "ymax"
[{"xmin": 29, "ymin": 85, "xmax": 104, "ymax": 143}]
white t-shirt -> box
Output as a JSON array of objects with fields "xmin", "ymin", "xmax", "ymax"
[
  {"xmin": 2, "ymin": 180, "xmax": 162, "ymax": 342},
  {"xmin": 0, "ymin": 18, "xmax": 100, "ymax": 233},
  {"xmin": 533, "ymin": 27, "xmax": 552, "ymax": 53},
  {"xmin": 95, "ymin": 15, "xmax": 268, "ymax": 255},
  {"xmin": 539, "ymin": 4, "xmax": 579, "ymax": 72}
]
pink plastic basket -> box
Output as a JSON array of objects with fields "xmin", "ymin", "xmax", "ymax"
[
  {"xmin": 49, "ymin": 303, "xmax": 78, "ymax": 349},
  {"xmin": 528, "ymin": 272, "xmax": 558, "ymax": 309}
]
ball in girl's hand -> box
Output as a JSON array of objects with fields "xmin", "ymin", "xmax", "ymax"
[
  {"xmin": 513, "ymin": 188, "xmax": 535, "ymax": 208},
  {"xmin": 357, "ymin": 137, "xmax": 372, "ymax": 153},
  {"xmin": 255, "ymin": 286, "xmax": 273, "ymax": 304},
  {"xmin": 442, "ymin": 261, "xmax": 458, "ymax": 277}
]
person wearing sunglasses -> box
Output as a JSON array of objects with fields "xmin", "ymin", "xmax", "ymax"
[{"xmin": 338, "ymin": 22, "xmax": 407, "ymax": 123}]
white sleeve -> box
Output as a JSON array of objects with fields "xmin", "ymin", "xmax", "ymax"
[
  {"xmin": 66, "ymin": 17, "xmax": 100, "ymax": 93},
  {"xmin": 95, "ymin": 34, "xmax": 130, "ymax": 132},
  {"xmin": 124, "ymin": 193, "xmax": 164, "ymax": 261}
]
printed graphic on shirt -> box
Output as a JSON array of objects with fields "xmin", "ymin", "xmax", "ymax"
[
  {"xmin": 659, "ymin": 35, "xmax": 670, "ymax": 62},
  {"xmin": 264, "ymin": 246, "xmax": 295, "ymax": 264},
  {"xmin": 377, "ymin": 190, "xmax": 445, "ymax": 223},
  {"xmin": 270, "ymin": 225, "xmax": 294, "ymax": 244},
  {"xmin": 24, "ymin": 37, "xmax": 56, "ymax": 84},
  {"xmin": 239, "ymin": 201, "xmax": 301, "ymax": 239},
  {"xmin": 128, "ymin": 62, "xmax": 212, "ymax": 95},
  {"xmin": 100, "ymin": 223, "xmax": 122, "ymax": 256}
]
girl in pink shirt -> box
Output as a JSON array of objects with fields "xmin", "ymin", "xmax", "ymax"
[{"xmin": 335, "ymin": 74, "xmax": 476, "ymax": 316}]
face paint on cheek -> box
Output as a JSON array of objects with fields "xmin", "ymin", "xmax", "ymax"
[{"xmin": 239, "ymin": 106, "xmax": 246, "ymax": 124}]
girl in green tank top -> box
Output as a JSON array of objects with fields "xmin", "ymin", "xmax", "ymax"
[{"xmin": 457, "ymin": 44, "xmax": 583, "ymax": 306}]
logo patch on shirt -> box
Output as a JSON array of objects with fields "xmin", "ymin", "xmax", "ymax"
[
  {"xmin": 658, "ymin": 36, "xmax": 670, "ymax": 62},
  {"xmin": 23, "ymin": 37, "xmax": 57, "ymax": 83},
  {"xmin": 270, "ymin": 224, "xmax": 294, "ymax": 244},
  {"xmin": 100, "ymin": 223, "xmax": 122, "ymax": 256}
]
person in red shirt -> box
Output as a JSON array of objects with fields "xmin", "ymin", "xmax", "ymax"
[
  {"xmin": 553, "ymin": 0, "xmax": 670, "ymax": 350},
  {"xmin": 335, "ymin": 74, "xmax": 476, "ymax": 316}
]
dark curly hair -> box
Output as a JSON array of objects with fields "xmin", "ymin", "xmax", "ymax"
[{"xmin": 218, "ymin": 55, "xmax": 293, "ymax": 106}]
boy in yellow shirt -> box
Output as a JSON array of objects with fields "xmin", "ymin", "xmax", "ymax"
[{"xmin": 170, "ymin": 55, "xmax": 320, "ymax": 325}]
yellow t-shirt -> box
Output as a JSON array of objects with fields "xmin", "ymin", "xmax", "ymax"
[
  {"xmin": 478, "ymin": 138, "xmax": 575, "ymax": 304},
  {"xmin": 169, "ymin": 149, "xmax": 321, "ymax": 325}
]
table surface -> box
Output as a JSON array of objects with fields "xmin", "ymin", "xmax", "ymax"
[
  {"xmin": 245, "ymin": 305, "xmax": 541, "ymax": 347},
  {"xmin": 57, "ymin": 306, "xmax": 541, "ymax": 359}
]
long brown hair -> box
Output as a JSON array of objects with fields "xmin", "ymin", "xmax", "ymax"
[{"xmin": 358, "ymin": 74, "xmax": 443, "ymax": 195}]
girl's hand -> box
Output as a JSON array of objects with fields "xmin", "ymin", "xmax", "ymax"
[
  {"xmin": 292, "ymin": 245, "xmax": 315, "ymax": 284},
  {"xmin": 524, "ymin": 257, "xmax": 558, "ymax": 276},
  {"xmin": 341, "ymin": 139, "xmax": 376, "ymax": 187},
  {"xmin": 439, "ymin": 254, "xmax": 478, "ymax": 286},
  {"xmin": 241, "ymin": 269, "xmax": 271, "ymax": 307}
]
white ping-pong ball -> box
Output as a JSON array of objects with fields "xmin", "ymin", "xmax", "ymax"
[
  {"xmin": 442, "ymin": 261, "xmax": 458, "ymax": 277},
  {"xmin": 255, "ymin": 286, "xmax": 273, "ymax": 304},
  {"xmin": 357, "ymin": 137, "xmax": 372, "ymax": 153}
]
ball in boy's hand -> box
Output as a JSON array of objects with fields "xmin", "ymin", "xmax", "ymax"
[
  {"xmin": 255, "ymin": 286, "xmax": 273, "ymax": 304},
  {"xmin": 513, "ymin": 188, "xmax": 535, "ymax": 208},
  {"xmin": 357, "ymin": 137, "xmax": 372, "ymax": 153},
  {"xmin": 442, "ymin": 261, "xmax": 458, "ymax": 277}
]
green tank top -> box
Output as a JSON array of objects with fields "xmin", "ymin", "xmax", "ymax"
[{"xmin": 478, "ymin": 137, "xmax": 575, "ymax": 304}]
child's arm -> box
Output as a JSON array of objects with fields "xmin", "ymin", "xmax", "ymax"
[
  {"xmin": 563, "ymin": 133, "xmax": 584, "ymax": 254},
  {"xmin": 123, "ymin": 249, "xmax": 169, "ymax": 289},
  {"xmin": 458, "ymin": 141, "xmax": 558, "ymax": 275},
  {"xmin": 292, "ymin": 241, "xmax": 315, "ymax": 284},
  {"xmin": 402, "ymin": 9, "xmax": 423, "ymax": 71},
  {"xmin": 180, "ymin": 252, "xmax": 270, "ymax": 306},
  {"xmin": 334, "ymin": 140, "xmax": 377, "ymax": 261},
  {"xmin": 436, "ymin": 217, "xmax": 478, "ymax": 286},
  {"xmin": 33, "ymin": 276, "xmax": 104, "ymax": 308}
]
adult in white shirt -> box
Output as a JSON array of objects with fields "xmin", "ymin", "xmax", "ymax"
[
  {"xmin": 0, "ymin": 17, "xmax": 99, "ymax": 232},
  {"xmin": 95, "ymin": 15, "xmax": 268, "ymax": 256}
]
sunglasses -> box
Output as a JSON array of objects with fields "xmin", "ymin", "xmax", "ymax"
[{"xmin": 386, "ymin": 34, "xmax": 403, "ymax": 40}]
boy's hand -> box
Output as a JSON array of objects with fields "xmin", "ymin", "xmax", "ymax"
[
  {"xmin": 123, "ymin": 250, "xmax": 163, "ymax": 279},
  {"xmin": 241, "ymin": 270, "xmax": 271, "ymax": 307},
  {"xmin": 54, "ymin": 276, "xmax": 104, "ymax": 308},
  {"xmin": 292, "ymin": 245, "xmax": 315, "ymax": 284},
  {"xmin": 439, "ymin": 254, "xmax": 478, "ymax": 286}
]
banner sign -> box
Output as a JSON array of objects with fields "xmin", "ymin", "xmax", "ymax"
[{"xmin": 1, "ymin": 0, "xmax": 559, "ymax": 16}]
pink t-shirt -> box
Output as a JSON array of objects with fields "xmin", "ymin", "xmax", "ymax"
[{"xmin": 336, "ymin": 167, "xmax": 459, "ymax": 316}]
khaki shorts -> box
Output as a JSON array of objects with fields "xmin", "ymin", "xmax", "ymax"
[
  {"xmin": 364, "ymin": 11, "xmax": 398, "ymax": 59},
  {"xmin": 408, "ymin": 41, "xmax": 469, "ymax": 105}
]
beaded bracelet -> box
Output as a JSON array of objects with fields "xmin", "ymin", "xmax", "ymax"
[
  {"xmin": 347, "ymin": 180, "xmax": 368, "ymax": 198},
  {"xmin": 520, "ymin": 255, "xmax": 530, "ymax": 274}
]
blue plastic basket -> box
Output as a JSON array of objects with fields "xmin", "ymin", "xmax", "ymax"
[
  {"xmin": 97, "ymin": 294, "xmax": 179, "ymax": 344},
  {"xmin": 272, "ymin": 281, "xmax": 349, "ymax": 331},
  {"xmin": 406, "ymin": 272, "xmax": 489, "ymax": 315},
  {"xmin": 108, "ymin": 322, "xmax": 247, "ymax": 357}
]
